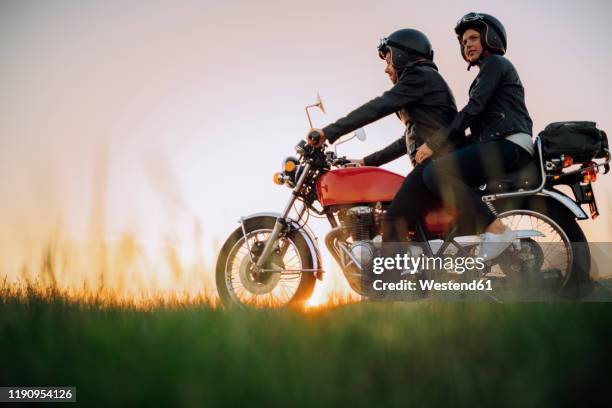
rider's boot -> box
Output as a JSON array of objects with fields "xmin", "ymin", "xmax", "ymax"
[{"xmin": 478, "ymin": 227, "xmax": 517, "ymax": 261}]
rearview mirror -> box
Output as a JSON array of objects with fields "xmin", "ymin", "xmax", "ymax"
[
  {"xmin": 355, "ymin": 128, "xmax": 366, "ymax": 141},
  {"xmin": 333, "ymin": 128, "xmax": 367, "ymax": 155},
  {"xmin": 305, "ymin": 93, "xmax": 326, "ymax": 128},
  {"xmin": 315, "ymin": 93, "xmax": 326, "ymax": 114}
]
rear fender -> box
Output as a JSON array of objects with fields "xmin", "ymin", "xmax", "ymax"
[{"xmin": 538, "ymin": 189, "xmax": 588, "ymax": 220}]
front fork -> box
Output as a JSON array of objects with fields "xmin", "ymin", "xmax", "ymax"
[{"xmin": 252, "ymin": 163, "xmax": 312, "ymax": 271}]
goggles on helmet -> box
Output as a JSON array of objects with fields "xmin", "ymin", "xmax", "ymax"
[{"xmin": 457, "ymin": 12, "xmax": 485, "ymax": 26}]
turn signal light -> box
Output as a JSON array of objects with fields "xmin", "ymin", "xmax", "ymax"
[
  {"xmin": 273, "ymin": 172, "xmax": 286, "ymax": 185},
  {"xmin": 272, "ymin": 172, "xmax": 282, "ymax": 185},
  {"xmin": 284, "ymin": 160, "xmax": 296, "ymax": 172},
  {"xmin": 562, "ymin": 155, "xmax": 574, "ymax": 168}
]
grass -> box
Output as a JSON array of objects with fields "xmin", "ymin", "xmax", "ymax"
[{"xmin": 2, "ymin": 285, "xmax": 611, "ymax": 407}]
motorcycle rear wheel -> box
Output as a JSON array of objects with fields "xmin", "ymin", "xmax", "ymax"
[
  {"xmin": 496, "ymin": 197, "xmax": 592, "ymax": 298},
  {"xmin": 216, "ymin": 216, "xmax": 316, "ymax": 308}
]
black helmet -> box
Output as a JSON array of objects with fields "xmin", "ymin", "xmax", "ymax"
[
  {"xmin": 377, "ymin": 28, "xmax": 434, "ymax": 70},
  {"xmin": 454, "ymin": 12, "xmax": 507, "ymax": 63}
]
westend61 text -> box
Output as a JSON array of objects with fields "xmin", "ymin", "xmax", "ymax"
[{"xmin": 373, "ymin": 279, "xmax": 493, "ymax": 292}]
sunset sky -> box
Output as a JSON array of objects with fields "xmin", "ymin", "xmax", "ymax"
[{"xmin": 1, "ymin": 0, "xmax": 611, "ymax": 292}]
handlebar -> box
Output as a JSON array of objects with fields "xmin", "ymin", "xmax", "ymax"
[
  {"xmin": 294, "ymin": 136, "xmax": 360, "ymax": 169},
  {"xmin": 307, "ymin": 130, "xmax": 321, "ymax": 145}
]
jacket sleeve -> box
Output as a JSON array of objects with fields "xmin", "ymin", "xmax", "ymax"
[
  {"xmin": 427, "ymin": 55, "xmax": 505, "ymax": 151},
  {"xmin": 322, "ymin": 72, "xmax": 425, "ymax": 144},
  {"xmin": 363, "ymin": 136, "xmax": 407, "ymax": 167}
]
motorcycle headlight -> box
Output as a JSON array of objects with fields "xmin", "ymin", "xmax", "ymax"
[{"xmin": 275, "ymin": 157, "xmax": 300, "ymax": 187}]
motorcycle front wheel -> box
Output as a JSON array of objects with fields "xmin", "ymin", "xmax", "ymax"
[{"xmin": 215, "ymin": 216, "xmax": 316, "ymax": 308}]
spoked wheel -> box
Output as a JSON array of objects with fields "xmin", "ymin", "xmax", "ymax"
[
  {"xmin": 216, "ymin": 216, "xmax": 316, "ymax": 308},
  {"xmin": 491, "ymin": 200, "xmax": 591, "ymax": 298},
  {"xmin": 495, "ymin": 210, "xmax": 571, "ymax": 289}
]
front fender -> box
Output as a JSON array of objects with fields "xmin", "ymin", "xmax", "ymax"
[{"xmin": 240, "ymin": 212, "xmax": 323, "ymax": 277}]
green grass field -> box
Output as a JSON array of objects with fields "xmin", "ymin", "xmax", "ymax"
[{"xmin": 1, "ymin": 287, "xmax": 611, "ymax": 407}]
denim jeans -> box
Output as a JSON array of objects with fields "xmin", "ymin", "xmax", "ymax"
[
  {"xmin": 422, "ymin": 139, "xmax": 533, "ymax": 233},
  {"xmin": 382, "ymin": 161, "xmax": 439, "ymax": 242}
]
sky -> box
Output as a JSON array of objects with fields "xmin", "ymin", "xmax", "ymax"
[{"xmin": 1, "ymin": 0, "xmax": 612, "ymax": 292}]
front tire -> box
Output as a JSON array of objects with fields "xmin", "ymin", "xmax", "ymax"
[{"xmin": 215, "ymin": 216, "xmax": 316, "ymax": 308}]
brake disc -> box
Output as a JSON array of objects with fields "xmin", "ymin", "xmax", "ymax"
[{"xmin": 238, "ymin": 253, "xmax": 283, "ymax": 295}]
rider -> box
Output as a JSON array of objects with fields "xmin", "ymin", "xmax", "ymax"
[
  {"xmin": 306, "ymin": 29, "xmax": 462, "ymax": 242},
  {"xmin": 416, "ymin": 13, "xmax": 534, "ymax": 259}
]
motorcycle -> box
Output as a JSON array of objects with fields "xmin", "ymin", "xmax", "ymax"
[{"xmin": 215, "ymin": 96, "xmax": 610, "ymax": 308}]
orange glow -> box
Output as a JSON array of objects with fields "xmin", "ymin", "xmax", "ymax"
[
  {"xmin": 284, "ymin": 161, "xmax": 296, "ymax": 172},
  {"xmin": 582, "ymin": 162, "xmax": 598, "ymax": 183},
  {"xmin": 304, "ymin": 274, "xmax": 361, "ymax": 310},
  {"xmin": 0, "ymin": 221, "xmax": 360, "ymax": 310},
  {"xmin": 273, "ymin": 172, "xmax": 283, "ymax": 185},
  {"xmin": 583, "ymin": 169, "xmax": 597, "ymax": 183},
  {"xmin": 304, "ymin": 290, "xmax": 360, "ymax": 310}
]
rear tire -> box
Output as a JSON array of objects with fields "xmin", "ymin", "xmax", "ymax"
[
  {"xmin": 497, "ymin": 196, "xmax": 591, "ymax": 298},
  {"xmin": 215, "ymin": 216, "xmax": 316, "ymax": 308}
]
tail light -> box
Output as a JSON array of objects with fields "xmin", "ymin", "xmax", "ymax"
[
  {"xmin": 562, "ymin": 155, "xmax": 574, "ymax": 168},
  {"xmin": 582, "ymin": 162, "xmax": 597, "ymax": 183}
]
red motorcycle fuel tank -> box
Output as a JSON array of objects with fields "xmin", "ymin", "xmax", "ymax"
[{"xmin": 316, "ymin": 167, "xmax": 404, "ymax": 206}]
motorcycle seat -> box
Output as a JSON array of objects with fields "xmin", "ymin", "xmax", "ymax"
[{"xmin": 479, "ymin": 158, "xmax": 541, "ymax": 194}]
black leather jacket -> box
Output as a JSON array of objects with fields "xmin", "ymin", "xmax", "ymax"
[
  {"xmin": 322, "ymin": 61, "xmax": 459, "ymax": 167},
  {"xmin": 430, "ymin": 54, "xmax": 532, "ymax": 148}
]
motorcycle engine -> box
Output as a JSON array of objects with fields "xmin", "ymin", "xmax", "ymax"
[
  {"xmin": 340, "ymin": 206, "xmax": 382, "ymax": 269},
  {"xmin": 342, "ymin": 206, "xmax": 374, "ymax": 241}
]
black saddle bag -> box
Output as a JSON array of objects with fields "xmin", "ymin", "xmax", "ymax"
[{"xmin": 539, "ymin": 121, "xmax": 607, "ymax": 163}]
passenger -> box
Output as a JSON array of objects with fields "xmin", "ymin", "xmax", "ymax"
[
  {"xmin": 417, "ymin": 12, "xmax": 534, "ymax": 259},
  {"xmin": 306, "ymin": 29, "xmax": 463, "ymax": 242}
]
